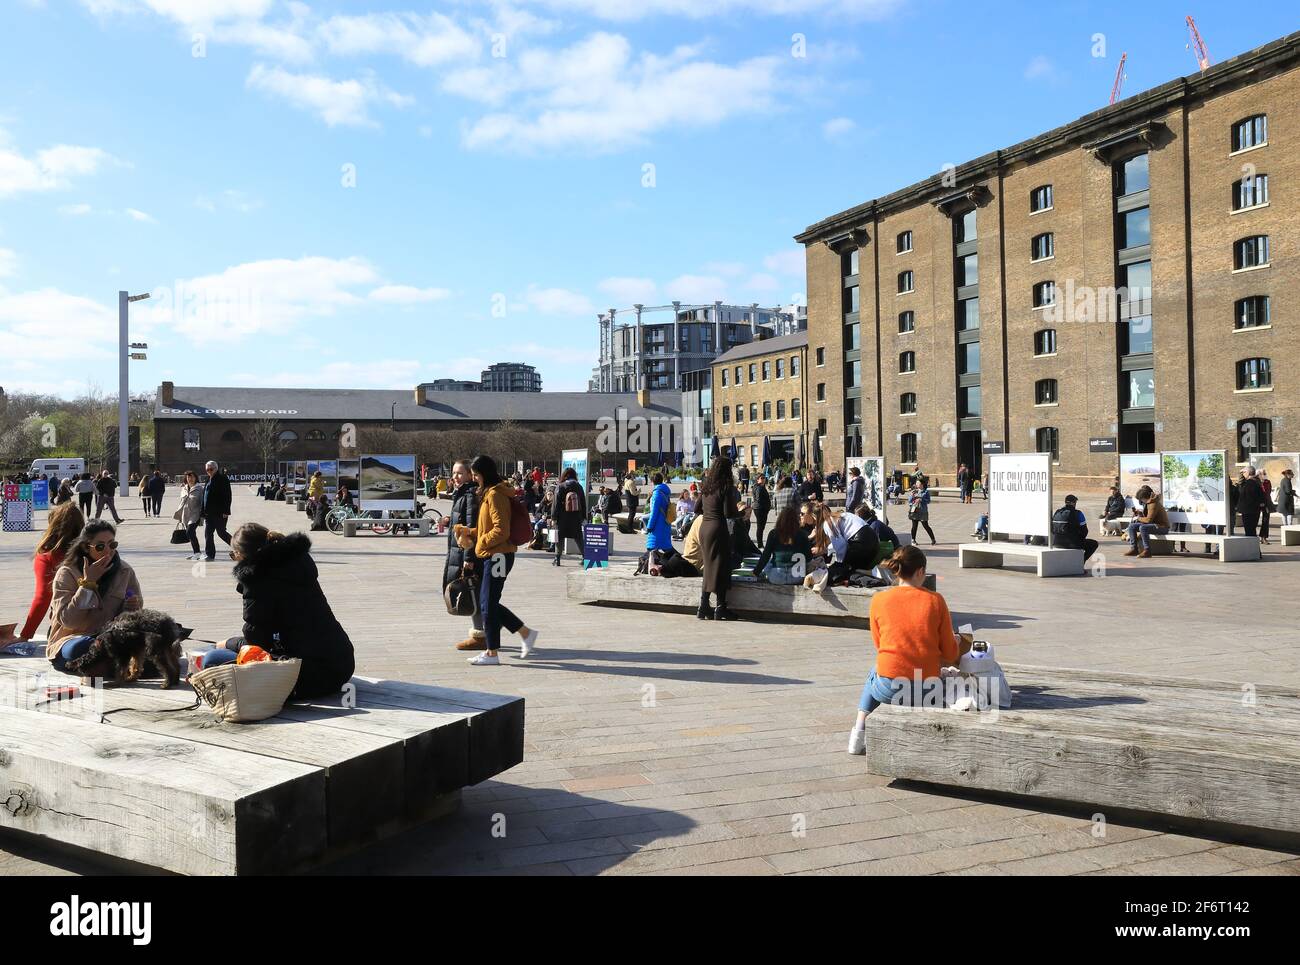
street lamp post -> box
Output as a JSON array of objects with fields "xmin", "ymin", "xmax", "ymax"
[{"xmin": 118, "ymin": 290, "xmax": 150, "ymax": 496}]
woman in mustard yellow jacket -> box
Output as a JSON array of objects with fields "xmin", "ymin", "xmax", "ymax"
[{"xmin": 455, "ymin": 454, "xmax": 539, "ymax": 666}]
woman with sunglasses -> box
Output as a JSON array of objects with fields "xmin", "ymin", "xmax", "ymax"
[{"xmin": 46, "ymin": 520, "xmax": 144, "ymax": 673}]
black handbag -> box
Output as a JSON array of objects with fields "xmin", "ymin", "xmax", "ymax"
[
  {"xmin": 444, "ymin": 576, "xmax": 479, "ymax": 616},
  {"xmin": 169, "ymin": 522, "xmax": 190, "ymax": 545}
]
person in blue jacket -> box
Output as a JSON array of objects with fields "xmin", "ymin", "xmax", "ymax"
[{"xmin": 644, "ymin": 472, "xmax": 673, "ymax": 553}]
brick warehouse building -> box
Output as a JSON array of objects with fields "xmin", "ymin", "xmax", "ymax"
[
  {"xmin": 711, "ymin": 332, "xmax": 811, "ymax": 469},
  {"xmin": 152, "ymin": 381, "xmax": 681, "ymax": 477},
  {"xmin": 796, "ymin": 30, "xmax": 1299, "ymax": 490}
]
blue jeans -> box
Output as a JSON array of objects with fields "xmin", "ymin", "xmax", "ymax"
[
  {"xmin": 858, "ymin": 670, "xmax": 920, "ymax": 713},
  {"xmin": 975, "ymin": 514, "xmax": 988, "ymax": 538},
  {"xmin": 1127, "ymin": 520, "xmax": 1168, "ymax": 549},
  {"xmin": 478, "ymin": 553, "xmax": 523, "ymax": 650},
  {"xmin": 50, "ymin": 635, "xmax": 94, "ymax": 673}
]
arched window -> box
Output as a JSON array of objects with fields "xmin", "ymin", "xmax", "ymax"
[
  {"xmin": 1232, "ymin": 173, "xmax": 1269, "ymax": 210},
  {"xmin": 899, "ymin": 351, "xmax": 916, "ymax": 374},
  {"xmin": 1034, "ymin": 329, "xmax": 1057, "ymax": 356},
  {"xmin": 1031, "ymin": 232, "xmax": 1054, "ymax": 261},
  {"xmin": 1035, "ymin": 379, "xmax": 1058, "ymax": 405},
  {"xmin": 1032, "ymin": 280, "xmax": 1056, "ymax": 308},
  {"xmin": 898, "ymin": 310, "xmax": 915, "ymax": 333},
  {"xmin": 1236, "ymin": 357, "xmax": 1272, "ymax": 390},
  {"xmin": 277, "ymin": 430, "xmax": 298, "ymax": 444},
  {"xmin": 900, "ymin": 392, "xmax": 917, "ymax": 415},
  {"xmin": 901, "ymin": 432, "xmax": 917, "ymax": 464},
  {"xmin": 1030, "ymin": 184, "xmax": 1053, "ymax": 212},
  {"xmin": 1234, "ymin": 235, "xmax": 1270, "ymax": 270},
  {"xmin": 897, "ymin": 270, "xmax": 914, "ymax": 294},
  {"xmin": 220, "ymin": 429, "xmax": 243, "ymax": 443},
  {"xmin": 1231, "ymin": 114, "xmax": 1267, "ymax": 152},
  {"xmin": 1237, "ymin": 418, "xmax": 1273, "ymax": 462},
  {"xmin": 1036, "ymin": 427, "xmax": 1059, "ymax": 462},
  {"xmin": 896, "ymin": 230, "xmax": 913, "ymax": 253},
  {"xmin": 1235, "ymin": 296, "xmax": 1270, "ymax": 330},
  {"xmin": 305, "ymin": 429, "xmax": 327, "ymax": 441}
]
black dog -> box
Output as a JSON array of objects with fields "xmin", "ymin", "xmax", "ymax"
[{"xmin": 64, "ymin": 609, "xmax": 187, "ymax": 688}]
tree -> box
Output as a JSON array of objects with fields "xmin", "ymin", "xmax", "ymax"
[{"xmin": 249, "ymin": 417, "xmax": 287, "ymax": 477}]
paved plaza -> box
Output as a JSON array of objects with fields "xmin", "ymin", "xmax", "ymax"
[{"xmin": 2, "ymin": 488, "xmax": 1297, "ymax": 876}]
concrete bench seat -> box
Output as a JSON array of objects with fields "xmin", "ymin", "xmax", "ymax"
[
  {"xmin": 1144, "ymin": 532, "xmax": 1260, "ymax": 562},
  {"xmin": 1280, "ymin": 524, "xmax": 1300, "ymax": 546},
  {"xmin": 958, "ymin": 541, "xmax": 1084, "ymax": 577},
  {"xmin": 567, "ymin": 565, "xmax": 934, "ymax": 628},
  {"xmin": 343, "ymin": 516, "xmax": 432, "ymax": 537},
  {"xmin": 862, "ymin": 664, "xmax": 1300, "ymax": 848},
  {"xmin": 0, "ymin": 657, "xmax": 522, "ymax": 874}
]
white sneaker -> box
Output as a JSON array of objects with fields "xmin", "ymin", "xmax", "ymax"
[
  {"xmin": 847, "ymin": 727, "xmax": 866, "ymax": 755},
  {"xmin": 467, "ymin": 653, "xmax": 500, "ymax": 666},
  {"xmin": 519, "ymin": 629, "xmax": 539, "ymax": 658}
]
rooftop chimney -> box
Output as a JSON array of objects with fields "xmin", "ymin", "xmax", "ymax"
[
  {"xmin": 637, "ymin": 388, "xmax": 650, "ymax": 408},
  {"xmin": 415, "ymin": 384, "xmax": 427, "ymax": 405},
  {"xmin": 160, "ymin": 381, "xmax": 174, "ymax": 405}
]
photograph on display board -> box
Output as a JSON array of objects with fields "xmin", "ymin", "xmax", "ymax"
[
  {"xmin": 1161, "ymin": 450, "xmax": 1228, "ymax": 527},
  {"xmin": 338, "ymin": 460, "xmax": 360, "ymax": 496},
  {"xmin": 562, "ymin": 449, "xmax": 589, "ymax": 492},
  {"xmin": 987, "ymin": 452, "xmax": 1053, "ymax": 539},
  {"xmin": 360, "ymin": 454, "xmax": 416, "ymax": 511},
  {"xmin": 846, "ymin": 455, "xmax": 887, "ymax": 520},
  {"xmin": 293, "ymin": 462, "xmax": 308, "ymax": 493},
  {"xmin": 1118, "ymin": 453, "xmax": 1160, "ymax": 509},
  {"xmin": 1249, "ymin": 452, "xmax": 1299, "ymax": 490},
  {"xmin": 317, "ymin": 459, "xmax": 338, "ymax": 495}
]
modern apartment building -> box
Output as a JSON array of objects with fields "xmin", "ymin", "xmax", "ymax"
[
  {"xmin": 592, "ymin": 302, "xmax": 804, "ymax": 393},
  {"xmin": 796, "ymin": 30, "xmax": 1299, "ymax": 489},
  {"xmin": 480, "ymin": 362, "xmax": 542, "ymax": 393},
  {"xmin": 711, "ymin": 332, "xmax": 810, "ymax": 469}
]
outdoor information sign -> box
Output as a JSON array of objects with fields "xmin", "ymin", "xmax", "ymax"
[
  {"xmin": 1161, "ymin": 450, "xmax": 1228, "ymax": 528},
  {"xmin": 31, "ymin": 478, "xmax": 49, "ymax": 511},
  {"xmin": 562, "ymin": 448, "xmax": 590, "ymax": 494},
  {"xmin": 359, "ymin": 454, "xmax": 417, "ymax": 513},
  {"xmin": 338, "ymin": 460, "xmax": 360, "ymax": 497},
  {"xmin": 846, "ymin": 455, "xmax": 888, "ymax": 524},
  {"xmin": 987, "ymin": 452, "xmax": 1052, "ymax": 540},
  {"xmin": 1249, "ymin": 452, "xmax": 1299, "ymax": 490},
  {"xmin": 3, "ymin": 483, "xmax": 33, "ymax": 533},
  {"xmin": 1118, "ymin": 453, "xmax": 1160, "ymax": 510},
  {"xmin": 318, "ymin": 459, "xmax": 338, "ymax": 497},
  {"xmin": 582, "ymin": 523, "xmax": 610, "ymax": 569}
]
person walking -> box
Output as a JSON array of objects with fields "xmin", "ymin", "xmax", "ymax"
[
  {"xmin": 1278, "ymin": 468, "xmax": 1296, "ymax": 526},
  {"xmin": 695, "ymin": 456, "xmax": 744, "ymax": 621},
  {"xmin": 956, "ymin": 464, "xmax": 970, "ymax": 504},
  {"xmin": 444, "ymin": 461, "xmax": 486, "ymax": 652},
  {"xmin": 907, "ymin": 480, "xmax": 937, "ymax": 545},
  {"xmin": 454, "ymin": 454, "xmax": 539, "ymax": 666},
  {"xmin": 551, "ymin": 467, "xmax": 587, "ymax": 566},
  {"xmin": 177, "ymin": 469, "xmax": 205, "ymax": 560},
  {"xmin": 74, "ymin": 473, "xmax": 95, "ymax": 517},
  {"xmin": 752, "ymin": 473, "xmax": 772, "ymax": 545},
  {"xmin": 148, "ymin": 470, "xmax": 167, "ymax": 519},
  {"xmin": 1258, "ymin": 469, "xmax": 1275, "ymax": 544},
  {"xmin": 847, "ymin": 546, "xmax": 969, "ymax": 755},
  {"xmin": 95, "ymin": 470, "xmax": 123, "ymax": 523},
  {"xmin": 737, "ymin": 463, "xmax": 750, "ymax": 497},
  {"xmin": 132, "ymin": 473, "xmax": 150, "ymax": 517},
  {"xmin": 201, "ymin": 460, "xmax": 233, "ymax": 561},
  {"xmin": 844, "ymin": 466, "xmax": 865, "ymax": 513},
  {"xmin": 14, "ymin": 501, "xmax": 85, "ymax": 643}
]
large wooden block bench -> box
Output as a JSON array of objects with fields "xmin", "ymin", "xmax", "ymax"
[
  {"xmin": 958, "ymin": 541, "xmax": 1084, "ymax": 577},
  {"xmin": 1144, "ymin": 532, "xmax": 1260, "ymax": 562},
  {"xmin": 0, "ymin": 656, "xmax": 523, "ymax": 874},
  {"xmin": 343, "ymin": 516, "xmax": 432, "ymax": 537},
  {"xmin": 567, "ymin": 565, "xmax": 934, "ymax": 628},
  {"xmin": 862, "ymin": 664, "xmax": 1300, "ymax": 847}
]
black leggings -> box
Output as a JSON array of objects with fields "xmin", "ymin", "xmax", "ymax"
[{"xmin": 911, "ymin": 519, "xmax": 936, "ymax": 542}]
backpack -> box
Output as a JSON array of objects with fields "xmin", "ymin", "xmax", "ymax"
[
  {"xmin": 509, "ymin": 492, "xmax": 533, "ymax": 546},
  {"xmin": 564, "ymin": 487, "xmax": 581, "ymax": 514},
  {"xmin": 1050, "ymin": 506, "xmax": 1082, "ymax": 547}
]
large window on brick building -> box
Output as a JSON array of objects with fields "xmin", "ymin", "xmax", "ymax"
[
  {"xmin": 957, "ymin": 296, "xmax": 979, "ymax": 331},
  {"xmin": 1030, "ymin": 184, "xmax": 1053, "ymax": 212},
  {"xmin": 899, "ymin": 351, "xmax": 915, "ymax": 374},
  {"xmin": 959, "ymin": 385, "xmax": 981, "ymax": 418},
  {"xmin": 901, "ymin": 433, "xmax": 917, "ymax": 464},
  {"xmin": 1117, "ymin": 153, "xmax": 1149, "ymax": 195},
  {"xmin": 898, "ymin": 310, "xmax": 915, "ymax": 333},
  {"xmin": 1031, "ymin": 232, "xmax": 1054, "ymax": 261},
  {"xmin": 1236, "ymin": 357, "xmax": 1272, "ymax": 390},
  {"xmin": 954, "ymin": 208, "xmax": 976, "ymax": 244},
  {"xmin": 762, "ymin": 401, "xmax": 772, "ymax": 420},
  {"xmin": 721, "ymin": 406, "xmax": 729, "ymax": 424},
  {"xmin": 1232, "ymin": 174, "xmax": 1269, "ymax": 211},
  {"xmin": 1035, "ymin": 427, "xmax": 1059, "ymax": 462},
  {"xmin": 277, "ymin": 430, "xmax": 297, "ymax": 444},
  {"xmin": 183, "ymin": 428, "xmax": 200, "ymax": 450},
  {"xmin": 1035, "ymin": 379, "xmax": 1058, "ymax": 405},
  {"xmin": 1234, "ymin": 235, "xmax": 1270, "ymax": 270},
  {"xmin": 958, "ymin": 342, "xmax": 980, "ymax": 375},
  {"xmin": 220, "ymin": 429, "xmax": 242, "ymax": 443},
  {"xmin": 1118, "ymin": 207, "xmax": 1150, "ymax": 248},
  {"xmin": 791, "ymin": 398, "xmax": 800, "ymax": 418},
  {"xmin": 1231, "ymin": 114, "xmax": 1267, "ymax": 152},
  {"xmin": 776, "ymin": 400, "xmax": 785, "ymax": 419},
  {"xmin": 749, "ymin": 403, "xmax": 758, "ymax": 422},
  {"xmin": 305, "ymin": 429, "xmax": 326, "ymax": 441},
  {"xmin": 897, "ymin": 230, "xmax": 913, "ymax": 253},
  {"xmin": 1122, "ymin": 369, "xmax": 1155, "ymax": 409},
  {"xmin": 900, "ymin": 392, "xmax": 916, "ymax": 415},
  {"xmin": 1237, "ymin": 417, "xmax": 1272, "ymax": 462},
  {"xmin": 1235, "ymin": 296, "xmax": 1270, "ymax": 330},
  {"xmin": 897, "ymin": 270, "xmax": 914, "ymax": 294},
  {"xmin": 1034, "ymin": 328, "xmax": 1057, "ymax": 356},
  {"xmin": 1032, "ymin": 281, "xmax": 1056, "ymax": 308}
]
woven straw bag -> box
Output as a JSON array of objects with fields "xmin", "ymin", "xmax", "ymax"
[{"xmin": 190, "ymin": 658, "xmax": 302, "ymax": 722}]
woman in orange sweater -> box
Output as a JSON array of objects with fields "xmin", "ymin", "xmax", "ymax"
[
  {"xmin": 848, "ymin": 545, "xmax": 969, "ymax": 754},
  {"xmin": 15, "ymin": 502, "xmax": 85, "ymax": 642},
  {"xmin": 455, "ymin": 454, "xmax": 539, "ymax": 666}
]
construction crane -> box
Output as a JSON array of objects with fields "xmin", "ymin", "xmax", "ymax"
[
  {"xmin": 1186, "ymin": 15, "xmax": 1211, "ymax": 72},
  {"xmin": 1110, "ymin": 52, "xmax": 1128, "ymax": 104}
]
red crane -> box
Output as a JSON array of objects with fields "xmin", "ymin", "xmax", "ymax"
[
  {"xmin": 1110, "ymin": 52, "xmax": 1128, "ymax": 104},
  {"xmin": 1187, "ymin": 15, "xmax": 1211, "ymax": 72}
]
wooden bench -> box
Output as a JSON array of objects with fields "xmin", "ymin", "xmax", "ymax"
[
  {"xmin": 958, "ymin": 541, "xmax": 1084, "ymax": 577},
  {"xmin": 1281, "ymin": 524, "xmax": 1300, "ymax": 547},
  {"xmin": 862, "ymin": 664, "xmax": 1300, "ymax": 847},
  {"xmin": 1144, "ymin": 532, "xmax": 1260, "ymax": 562},
  {"xmin": 0, "ymin": 656, "xmax": 523, "ymax": 874},
  {"xmin": 343, "ymin": 516, "xmax": 432, "ymax": 537},
  {"xmin": 567, "ymin": 565, "xmax": 934, "ymax": 628}
]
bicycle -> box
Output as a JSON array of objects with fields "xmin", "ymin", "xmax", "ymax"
[{"xmin": 371, "ymin": 499, "xmax": 445, "ymax": 535}]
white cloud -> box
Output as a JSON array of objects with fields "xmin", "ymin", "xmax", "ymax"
[
  {"xmin": 507, "ymin": 0, "xmax": 901, "ymax": 21},
  {"xmin": 245, "ymin": 64, "xmax": 412, "ymax": 127},
  {"xmin": 369, "ymin": 284, "xmax": 452, "ymax": 304},
  {"xmin": 763, "ymin": 249, "xmax": 804, "ymax": 276},
  {"xmin": 522, "ymin": 285, "xmax": 594, "ymax": 316},
  {"xmin": 318, "ymin": 12, "xmax": 479, "ymax": 67},
  {"xmin": 597, "ymin": 276, "xmax": 657, "ymax": 305},
  {"xmin": 0, "ymin": 134, "xmax": 114, "ymax": 199},
  {"xmin": 125, "ymin": 207, "xmax": 156, "ymax": 223},
  {"xmin": 0, "ymin": 287, "xmax": 117, "ymax": 360},
  {"xmin": 449, "ymin": 33, "xmax": 783, "ymax": 153},
  {"xmin": 822, "ymin": 116, "xmax": 856, "ymax": 140},
  {"xmin": 59, "ymin": 202, "xmax": 94, "ymax": 215},
  {"xmin": 666, "ymin": 274, "xmax": 728, "ymax": 304},
  {"xmin": 1024, "ymin": 55, "xmax": 1059, "ymax": 82}
]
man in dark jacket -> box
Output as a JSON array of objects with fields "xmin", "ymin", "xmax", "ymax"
[
  {"xmin": 202, "ymin": 460, "xmax": 234, "ymax": 561},
  {"xmin": 148, "ymin": 470, "xmax": 167, "ymax": 518},
  {"xmin": 551, "ymin": 468, "xmax": 587, "ymax": 566},
  {"xmin": 798, "ymin": 471, "xmax": 824, "ymax": 504},
  {"xmin": 1051, "ymin": 494, "xmax": 1098, "ymax": 566},
  {"xmin": 751, "ymin": 474, "xmax": 772, "ymax": 544},
  {"xmin": 1101, "ymin": 485, "xmax": 1127, "ymax": 535},
  {"xmin": 1236, "ymin": 468, "xmax": 1266, "ymax": 539},
  {"xmin": 844, "ymin": 466, "xmax": 865, "ymax": 513},
  {"xmin": 95, "ymin": 470, "xmax": 123, "ymax": 522},
  {"xmin": 444, "ymin": 461, "xmax": 485, "ymax": 651}
]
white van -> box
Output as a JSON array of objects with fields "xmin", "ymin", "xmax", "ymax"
[{"xmin": 29, "ymin": 458, "xmax": 86, "ymax": 481}]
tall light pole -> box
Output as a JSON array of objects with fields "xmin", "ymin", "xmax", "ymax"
[{"xmin": 118, "ymin": 290, "xmax": 150, "ymax": 496}]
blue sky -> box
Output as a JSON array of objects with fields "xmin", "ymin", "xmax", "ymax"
[{"xmin": 1, "ymin": 0, "xmax": 1295, "ymax": 397}]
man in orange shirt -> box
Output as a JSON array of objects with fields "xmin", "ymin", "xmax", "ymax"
[{"xmin": 849, "ymin": 545, "xmax": 968, "ymax": 754}]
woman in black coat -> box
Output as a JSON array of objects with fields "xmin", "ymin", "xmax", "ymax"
[
  {"xmin": 230, "ymin": 524, "xmax": 355, "ymax": 699},
  {"xmin": 444, "ymin": 463, "xmax": 484, "ymax": 649},
  {"xmin": 696, "ymin": 456, "xmax": 746, "ymax": 621},
  {"xmin": 550, "ymin": 468, "xmax": 587, "ymax": 566}
]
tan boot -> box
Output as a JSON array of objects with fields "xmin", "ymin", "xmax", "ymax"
[
  {"xmin": 1122, "ymin": 547, "xmax": 1139, "ymax": 557},
  {"xmin": 455, "ymin": 635, "xmax": 487, "ymax": 651},
  {"xmin": 1137, "ymin": 548, "xmax": 1151, "ymax": 559}
]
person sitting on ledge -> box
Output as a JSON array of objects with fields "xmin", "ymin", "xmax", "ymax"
[
  {"xmin": 46, "ymin": 520, "xmax": 143, "ymax": 673},
  {"xmin": 1124, "ymin": 485, "xmax": 1169, "ymax": 559},
  {"xmin": 1100, "ymin": 485, "xmax": 1127, "ymax": 536},
  {"xmin": 848, "ymin": 545, "xmax": 970, "ymax": 755},
  {"xmin": 824, "ymin": 506, "xmax": 880, "ymax": 587},
  {"xmin": 1051, "ymin": 494, "xmax": 1099, "ymax": 567},
  {"xmin": 752, "ymin": 506, "xmax": 813, "ymax": 585},
  {"xmin": 856, "ymin": 506, "xmax": 898, "ymax": 566}
]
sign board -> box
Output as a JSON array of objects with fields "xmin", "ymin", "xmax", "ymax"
[
  {"xmin": 292, "ymin": 461, "xmax": 307, "ymax": 494},
  {"xmin": 1088, "ymin": 437, "xmax": 1117, "ymax": 453},
  {"xmin": 31, "ymin": 478, "xmax": 49, "ymax": 510},
  {"xmin": 582, "ymin": 523, "xmax": 610, "ymax": 569},
  {"xmin": 359, "ymin": 454, "xmax": 417, "ymax": 513},
  {"xmin": 981, "ymin": 441, "xmax": 1005, "ymax": 454},
  {"xmin": 1118, "ymin": 453, "xmax": 1160, "ymax": 509},
  {"xmin": 338, "ymin": 460, "xmax": 360, "ymax": 498},
  {"xmin": 1162, "ymin": 450, "xmax": 1228, "ymax": 528},
  {"xmin": 987, "ymin": 452, "xmax": 1053, "ymax": 540},
  {"xmin": 3, "ymin": 485, "xmax": 33, "ymax": 533},
  {"xmin": 1249, "ymin": 452, "xmax": 1299, "ymax": 489},
  {"xmin": 562, "ymin": 448, "xmax": 590, "ymax": 494},
  {"xmin": 846, "ymin": 455, "xmax": 888, "ymax": 524},
  {"xmin": 317, "ymin": 459, "xmax": 338, "ymax": 497}
]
